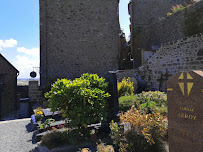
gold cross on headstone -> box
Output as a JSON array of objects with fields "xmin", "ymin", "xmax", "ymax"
[{"xmin": 178, "ymin": 72, "xmax": 194, "ymax": 96}]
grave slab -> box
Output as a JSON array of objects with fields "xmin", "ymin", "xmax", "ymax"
[{"xmin": 167, "ymin": 71, "xmax": 203, "ymax": 152}]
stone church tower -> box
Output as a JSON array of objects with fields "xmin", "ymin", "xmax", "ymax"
[{"xmin": 40, "ymin": 0, "xmax": 119, "ymax": 87}]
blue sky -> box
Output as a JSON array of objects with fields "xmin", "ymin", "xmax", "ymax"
[{"xmin": 0, "ymin": 0, "xmax": 130, "ymax": 79}]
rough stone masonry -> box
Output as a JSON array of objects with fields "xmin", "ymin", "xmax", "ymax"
[{"xmin": 40, "ymin": 0, "xmax": 119, "ymax": 88}]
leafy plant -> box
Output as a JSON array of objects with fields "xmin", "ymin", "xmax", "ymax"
[
  {"xmin": 137, "ymin": 91, "xmax": 167, "ymax": 115},
  {"xmin": 118, "ymin": 95, "xmax": 138, "ymax": 111},
  {"xmin": 159, "ymin": 1, "xmax": 196, "ymax": 20},
  {"xmin": 110, "ymin": 106, "xmax": 168, "ymax": 152},
  {"xmin": 109, "ymin": 120, "xmax": 124, "ymax": 151},
  {"xmin": 41, "ymin": 130, "xmax": 70, "ymax": 149},
  {"xmin": 117, "ymin": 77, "xmax": 134, "ymax": 97},
  {"xmin": 170, "ymin": 4, "xmax": 185, "ymax": 14},
  {"xmin": 119, "ymin": 91, "xmax": 167, "ymax": 114},
  {"xmin": 45, "ymin": 73, "xmax": 110, "ymax": 132},
  {"xmin": 40, "ymin": 118, "xmax": 55, "ymax": 129}
]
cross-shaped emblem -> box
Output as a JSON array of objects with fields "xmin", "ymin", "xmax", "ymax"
[{"xmin": 178, "ymin": 72, "xmax": 194, "ymax": 96}]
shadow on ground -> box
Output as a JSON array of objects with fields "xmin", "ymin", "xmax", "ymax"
[{"xmin": 26, "ymin": 122, "xmax": 39, "ymax": 144}]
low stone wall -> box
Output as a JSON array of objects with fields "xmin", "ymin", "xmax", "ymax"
[
  {"xmin": 117, "ymin": 33, "xmax": 203, "ymax": 92},
  {"xmin": 17, "ymin": 86, "xmax": 28, "ymax": 98}
]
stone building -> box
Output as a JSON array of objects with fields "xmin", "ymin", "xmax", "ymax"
[
  {"xmin": 40, "ymin": 0, "xmax": 119, "ymax": 88},
  {"xmin": 128, "ymin": 0, "xmax": 193, "ymax": 68},
  {"xmin": 118, "ymin": 30, "xmax": 132, "ymax": 70},
  {"xmin": 117, "ymin": 0, "xmax": 203, "ymax": 92},
  {"xmin": 0, "ymin": 54, "xmax": 19, "ymax": 119}
]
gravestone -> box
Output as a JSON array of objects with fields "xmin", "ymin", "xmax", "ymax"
[
  {"xmin": 104, "ymin": 71, "xmax": 119, "ymax": 122},
  {"xmin": 167, "ymin": 71, "xmax": 203, "ymax": 152}
]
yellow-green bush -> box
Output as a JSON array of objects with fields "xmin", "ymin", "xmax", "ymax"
[
  {"xmin": 45, "ymin": 73, "xmax": 110, "ymax": 130},
  {"xmin": 117, "ymin": 77, "xmax": 134, "ymax": 97}
]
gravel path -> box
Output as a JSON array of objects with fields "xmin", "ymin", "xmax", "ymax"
[{"xmin": 0, "ymin": 118, "xmax": 39, "ymax": 152}]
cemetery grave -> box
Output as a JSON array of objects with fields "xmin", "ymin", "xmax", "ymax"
[
  {"xmin": 29, "ymin": 73, "xmax": 115, "ymax": 150},
  {"xmin": 167, "ymin": 70, "xmax": 203, "ymax": 152},
  {"xmin": 27, "ymin": 71, "xmax": 202, "ymax": 152}
]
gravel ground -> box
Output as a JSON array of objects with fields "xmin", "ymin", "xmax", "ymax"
[{"xmin": 0, "ymin": 118, "xmax": 39, "ymax": 152}]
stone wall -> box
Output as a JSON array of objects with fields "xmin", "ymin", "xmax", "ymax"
[
  {"xmin": 130, "ymin": 0, "xmax": 191, "ymax": 28},
  {"xmin": 129, "ymin": 0, "xmax": 202, "ymax": 67},
  {"xmin": 117, "ymin": 33, "xmax": 203, "ymax": 92},
  {"xmin": 17, "ymin": 86, "xmax": 28, "ymax": 98},
  {"xmin": 0, "ymin": 54, "xmax": 18, "ymax": 118},
  {"xmin": 40, "ymin": 0, "xmax": 119, "ymax": 88},
  {"xmin": 137, "ymin": 0, "xmax": 203, "ymax": 49}
]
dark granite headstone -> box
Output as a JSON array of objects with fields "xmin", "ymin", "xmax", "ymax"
[
  {"xmin": 104, "ymin": 71, "xmax": 119, "ymax": 122},
  {"xmin": 167, "ymin": 71, "xmax": 203, "ymax": 152},
  {"xmin": 99, "ymin": 71, "xmax": 119, "ymax": 134}
]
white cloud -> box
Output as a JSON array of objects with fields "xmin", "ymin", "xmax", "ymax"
[
  {"xmin": 17, "ymin": 47, "xmax": 39, "ymax": 56},
  {"xmin": 15, "ymin": 55, "xmax": 39, "ymax": 78},
  {"xmin": 0, "ymin": 38, "xmax": 17, "ymax": 50}
]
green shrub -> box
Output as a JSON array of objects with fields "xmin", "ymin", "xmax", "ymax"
[
  {"xmin": 110, "ymin": 106, "xmax": 168, "ymax": 152},
  {"xmin": 109, "ymin": 120, "xmax": 123, "ymax": 147},
  {"xmin": 117, "ymin": 77, "xmax": 134, "ymax": 97},
  {"xmin": 118, "ymin": 95, "xmax": 138, "ymax": 111},
  {"xmin": 45, "ymin": 73, "xmax": 110, "ymax": 131},
  {"xmin": 119, "ymin": 91, "xmax": 167, "ymax": 114},
  {"xmin": 41, "ymin": 130, "xmax": 71, "ymax": 149},
  {"xmin": 137, "ymin": 91, "xmax": 167, "ymax": 115},
  {"xmin": 40, "ymin": 118, "xmax": 55, "ymax": 130}
]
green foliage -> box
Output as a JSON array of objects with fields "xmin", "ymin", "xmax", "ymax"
[
  {"xmin": 41, "ymin": 128, "xmax": 94, "ymax": 149},
  {"xmin": 45, "ymin": 73, "xmax": 110, "ymax": 130},
  {"xmin": 117, "ymin": 77, "xmax": 134, "ymax": 97},
  {"xmin": 170, "ymin": 4, "xmax": 186, "ymax": 14},
  {"xmin": 41, "ymin": 130, "xmax": 70, "ymax": 149},
  {"xmin": 118, "ymin": 91, "xmax": 167, "ymax": 115},
  {"xmin": 109, "ymin": 120, "xmax": 124, "ymax": 148},
  {"xmin": 137, "ymin": 91, "xmax": 167, "ymax": 115},
  {"xmin": 110, "ymin": 106, "xmax": 168, "ymax": 152},
  {"xmin": 159, "ymin": 1, "xmax": 196, "ymax": 21},
  {"xmin": 40, "ymin": 118, "xmax": 55, "ymax": 129},
  {"xmin": 118, "ymin": 95, "xmax": 138, "ymax": 111}
]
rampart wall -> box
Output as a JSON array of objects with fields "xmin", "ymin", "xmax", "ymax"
[
  {"xmin": 117, "ymin": 33, "xmax": 203, "ymax": 91},
  {"xmin": 138, "ymin": 0, "xmax": 203, "ymax": 49}
]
